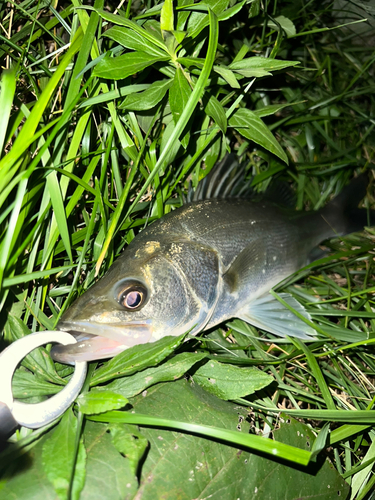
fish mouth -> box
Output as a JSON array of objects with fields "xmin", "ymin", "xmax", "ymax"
[{"xmin": 51, "ymin": 320, "xmax": 153, "ymax": 364}]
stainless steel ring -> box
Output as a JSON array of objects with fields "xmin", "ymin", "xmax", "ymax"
[{"xmin": 0, "ymin": 331, "xmax": 87, "ymax": 429}]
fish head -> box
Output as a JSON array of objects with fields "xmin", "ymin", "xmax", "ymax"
[{"xmin": 51, "ymin": 239, "xmax": 220, "ymax": 364}]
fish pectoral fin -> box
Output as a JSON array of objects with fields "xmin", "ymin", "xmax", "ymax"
[
  {"xmin": 223, "ymin": 240, "xmax": 268, "ymax": 293},
  {"xmin": 237, "ymin": 292, "xmax": 317, "ymax": 340}
]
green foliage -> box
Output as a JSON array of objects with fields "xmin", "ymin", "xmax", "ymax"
[
  {"xmin": 192, "ymin": 359, "xmax": 273, "ymax": 399},
  {"xmin": 77, "ymin": 390, "xmax": 129, "ymax": 414},
  {"xmin": 42, "ymin": 410, "xmax": 86, "ymax": 500},
  {"xmin": 0, "ymin": 0, "xmax": 375, "ymax": 498},
  {"xmin": 90, "ymin": 334, "xmax": 187, "ymax": 385}
]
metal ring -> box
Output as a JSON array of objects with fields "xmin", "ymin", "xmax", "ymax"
[{"xmin": 0, "ymin": 331, "xmax": 87, "ymax": 429}]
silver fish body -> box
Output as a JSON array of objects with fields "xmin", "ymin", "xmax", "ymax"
[{"xmin": 51, "ymin": 173, "xmax": 372, "ymax": 363}]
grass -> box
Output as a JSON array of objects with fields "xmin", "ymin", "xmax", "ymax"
[{"xmin": 0, "ymin": 0, "xmax": 375, "ymax": 499}]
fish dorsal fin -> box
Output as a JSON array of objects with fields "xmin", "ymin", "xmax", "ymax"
[
  {"xmin": 186, "ymin": 154, "xmax": 297, "ymax": 207},
  {"xmin": 238, "ymin": 292, "xmax": 317, "ymax": 340},
  {"xmin": 186, "ymin": 154, "xmax": 252, "ymax": 203},
  {"xmin": 264, "ymin": 180, "xmax": 297, "ymax": 208}
]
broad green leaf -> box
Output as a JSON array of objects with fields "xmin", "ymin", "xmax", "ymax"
[
  {"xmin": 214, "ymin": 65, "xmax": 240, "ymax": 88},
  {"xmin": 249, "ymin": 0, "xmax": 260, "ymax": 17},
  {"xmin": 229, "ymin": 57, "xmax": 300, "ymax": 77},
  {"xmin": 176, "ymin": 0, "xmax": 191, "ymax": 31},
  {"xmin": 253, "ymin": 102, "xmax": 298, "ymax": 118},
  {"xmin": 169, "ymin": 67, "xmax": 192, "ymax": 147},
  {"xmin": 120, "ymin": 79, "xmax": 172, "ymax": 110},
  {"xmin": 143, "ymin": 19, "xmax": 165, "ymax": 43},
  {"xmin": 272, "ymin": 418, "xmax": 350, "ymax": 499},
  {"xmin": 162, "ymin": 30, "xmax": 179, "ymax": 55},
  {"xmin": 12, "ymin": 370, "xmax": 62, "ymax": 399},
  {"xmin": 42, "ymin": 410, "xmax": 86, "ymax": 500},
  {"xmin": 105, "ymin": 352, "xmax": 206, "ymax": 398},
  {"xmin": 95, "ymin": 8, "xmax": 168, "ymax": 53},
  {"xmin": 93, "ymin": 51, "xmax": 170, "ymax": 80},
  {"xmin": 187, "ymin": 0, "xmax": 229, "ymax": 37},
  {"xmin": 90, "ymin": 383, "xmax": 311, "ymax": 465},
  {"xmin": 183, "ymin": 0, "xmax": 246, "ymax": 37},
  {"xmin": 103, "ymin": 26, "xmax": 166, "ymax": 57},
  {"xmin": 216, "ymin": 0, "xmax": 247, "ymax": 21},
  {"xmin": 90, "ymin": 334, "xmax": 187, "ymax": 385},
  {"xmin": 0, "ymin": 420, "xmax": 138, "ymax": 499},
  {"xmin": 77, "ymin": 390, "xmax": 128, "ymax": 414},
  {"xmin": 0, "ymin": 434, "xmax": 59, "ymax": 498},
  {"xmin": 231, "ymin": 68, "xmax": 272, "ymax": 78},
  {"xmin": 173, "ymin": 30, "xmax": 186, "ymax": 44},
  {"xmin": 177, "ymin": 56, "xmax": 205, "ymax": 69},
  {"xmin": 193, "ymin": 359, "xmax": 273, "ymax": 400},
  {"xmin": 161, "ymin": 0, "xmax": 174, "ymax": 32},
  {"xmin": 81, "ymin": 421, "xmax": 138, "ymax": 497},
  {"xmin": 228, "ymin": 108, "xmax": 288, "ymax": 163},
  {"xmin": 87, "ymin": 380, "xmax": 347, "ymax": 498},
  {"xmin": 6, "ymin": 315, "xmax": 61, "ymax": 384},
  {"xmin": 204, "ymin": 94, "xmax": 227, "ymax": 133},
  {"xmin": 110, "ymin": 423, "xmax": 148, "ymax": 477},
  {"xmin": 268, "ymin": 15, "xmax": 297, "ymax": 37}
]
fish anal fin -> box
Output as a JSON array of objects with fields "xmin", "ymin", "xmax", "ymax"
[{"xmin": 238, "ymin": 292, "xmax": 317, "ymax": 340}]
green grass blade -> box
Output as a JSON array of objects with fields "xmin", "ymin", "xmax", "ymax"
[
  {"xmin": 0, "ymin": 177, "xmax": 28, "ymax": 287},
  {"xmin": 279, "ymin": 410, "xmax": 375, "ymax": 424},
  {"xmin": 0, "ymin": 67, "xmax": 16, "ymax": 157},
  {"xmin": 46, "ymin": 171, "xmax": 73, "ymax": 263},
  {"xmin": 290, "ymin": 338, "xmax": 336, "ymax": 410},
  {"xmin": 0, "ymin": 29, "xmax": 84, "ymax": 184},
  {"xmin": 88, "ymin": 410, "xmax": 312, "ymax": 466},
  {"xmin": 2, "ymin": 265, "xmax": 76, "ymax": 288}
]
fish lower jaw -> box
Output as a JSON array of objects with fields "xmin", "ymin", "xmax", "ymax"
[
  {"xmin": 50, "ymin": 335, "xmax": 129, "ymax": 364},
  {"xmin": 51, "ymin": 320, "xmax": 154, "ymax": 363}
]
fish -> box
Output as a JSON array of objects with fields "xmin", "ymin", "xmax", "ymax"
[{"xmin": 51, "ymin": 156, "xmax": 374, "ymax": 364}]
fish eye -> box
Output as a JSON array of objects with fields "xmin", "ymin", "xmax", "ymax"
[{"xmin": 117, "ymin": 282, "xmax": 147, "ymax": 310}]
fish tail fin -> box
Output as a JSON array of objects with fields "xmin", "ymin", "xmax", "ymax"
[{"xmin": 319, "ymin": 173, "xmax": 374, "ymax": 237}]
